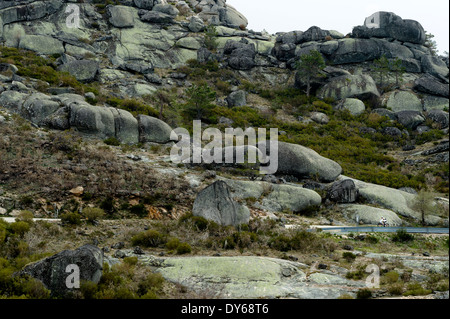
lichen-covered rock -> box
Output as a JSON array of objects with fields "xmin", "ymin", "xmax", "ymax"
[
  {"xmin": 18, "ymin": 35, "xmax": 64, "ymax": 55},
  {"xmin": 385, "ymin": 91, "xmax": 423, "ymax": 112}
]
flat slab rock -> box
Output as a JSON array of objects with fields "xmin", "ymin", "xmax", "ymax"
[{"xmin": 138, "ymin": 255, "xmax": 365, "ymax": 299}]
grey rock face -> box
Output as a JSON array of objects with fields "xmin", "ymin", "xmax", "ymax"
[
  {"xmin": 382, "ymin": 126, "xmax": 403, "ymax": 138},
  {"xmin": 17, "ymin": 244, "xmax": 103, "ymax": 297},
  {"xmin": 58, "ymin": 60, "xmax": 99, "ymax": 82},
  {"xmin": 301, "ymin": 26, "xmax": 330, "ymax": 43},
  {"xmin": 21, "ymin": 93, "xmax": 61, "ymax": 125},
  {"xmin": 153, "ymin": 4, "xmax": 179, "ymax": 17},
  {"xmin": 310, "ymin": 112, "xmax": 330, "ymax": 124},
  {"xmin": 133, "ymin": 0, "xmax": 155, "ymax": 10},
  {"xmin": 327, "ymin": 179, "xmax": 358, "ymax": 203},
  {"xmin": 137, "ymin": 114, "xmax": 172, "ymax": 144},
  {"xmin": 107, "ymin": 5, "xmax": 135, "ymax": 28},
  {"xmin": 395, "ymin": 110, "xmax": 425, "ymax": 130},
  {"xmin": 330, "ymin": 38, "xmax": 382, "ymax": 65},
  {"xmin": 220, "ymin": 178, "xmax": 322, "ymax": 214},
  {"xmin": 0, "ymin": 90, "xmax": 28, "ymax": 111},
  {"xmin": 42, "ymin": 106, "xmax": 70, "ymax": 130},
  {"xmin": 138, "ymin": 10, "xmax": 174, "ymax": 24},
  {"xmin": 318, "ymin": 74, "xmax": 380, "ymax": 101},
  {"xmin": 223, "ymin": 39, "xmax": 256, "ymax": 70},
  {"xmin": 414, "ymin": 75, "xmax": 449, "ymax": 98},
  {"xmin": 110, "ymin": 108, "xmax": 139, "ymax": 145},
  {"xmin": 193, "ymin": 180, "xmax": 250, "ymax": 227},
  {"xmin": 219, "ymin": 4, "xmax": 248, "ymax": 28},
  {"xmin": 426, "ymin": 110, "xmax": 449, "ymax": 129},
  {"xmin": 69, "ymin": 102, "xmax": 115, "ymax": 139},
  {"xmin": 421, "ymin": 55, "xmax": 449, "ymax": 82},
  {"xmin": 226, "ymin": 90, "xmax": 246, "ymax": 107},
  {"xmin": 188, "ymin": 15, "xmax": 204, "ymax": 32}
]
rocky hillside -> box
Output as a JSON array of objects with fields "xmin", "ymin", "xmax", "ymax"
[{"xmin": 0, "ymin": 0, "xmax": 448, "ymax": 300}]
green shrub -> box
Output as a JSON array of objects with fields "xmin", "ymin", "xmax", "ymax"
[
  {"xmin": 60, "ymin": 212, "xmax": 82, "ymax": 225},
  {"xmin": 403, "ymin": 282, "xmax": 432, "ymax": 296},
  {"xmin": 382, "ymin": 271, "xmax": 400, "ymax": 284},
  {"xmin": 83, "ymin": 207, "xmax": 105, "ymax": 223},
  {"xmin": 392, "ymin": 229, "xmax": 414, "ymax": 243},
  {"xmin": 9, "ymin": 221, "xmax": 31, "ymax": 237},
  {"xmin": 166, "ymin": 237, "xmax": 181, "ymax": 251},
  {"xmin": 388, "ymin": 283, "xmax": 404, "ymax": 295},
  {"xmin": 176, "ymin": 242, "xmax": 192, "ymax": 255},
  {"xmin": 103, "ymin": 137, "xmax": 121, "ymax": 146},
  {"xmin": 15, "ymin": 211, "xmax": 34, "ymax": 225},
  {"xmin": 131, "ymin": 230, "xmax": 166, "ymax": 248},
  {"xmin": 365, "ymin": 235, "xmax": 379, "ymax": 244},
  {"xmin": 342, "ymin": 252, "xmax": 357, "ymax": 262},
  {"xmin": 269, "ymin": 230, "xmax": 335, "ymax": 253},
  {"xmin": 137, "ymin": 273, "xmax": 164, "ymax": 297},
  {"xmin": 123, "ymin": 256, "xmax": 138, "ymax": 266}
]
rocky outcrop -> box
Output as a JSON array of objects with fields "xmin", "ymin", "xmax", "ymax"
[
  {"xmin": 192, "ymin": 180, "xmax": 250, "ymax": 227},
  {"xmin": 137, "ymin": 114, "xmax": 173, "ymax": 144},
  {"xmin": 338, "ymin": 176, "xmax": 444, "ymax": 226},
  {"xmin": 220, "ymin": 178, "xmax": 322, "ymax": 214},
  {"xmin": 17, "ymin": 244, "xmax": 103, "ymax": 297},
  {"xmin": 257, "ymin": 141, "xmax": 342, "ymax": 182},
  {"xmin": 352, "ymin": 11, "xmax": 426, "ymax": 45},
  {"xmin": 341, "ymin": 204, "xmax": 403, "ymax": 226}
]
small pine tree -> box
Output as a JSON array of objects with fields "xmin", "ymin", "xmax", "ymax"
[
  {"xmin": 389, "ymin": 58, "xmax": 406, "ymax": 87},
  {"xmin": 424, "ymin": 32, "xmax": 438, "ymax": 56},
  {"xmin": 184, "ymin": 83, "xmax": 217, "ymax": 120},
  {"xmin": 204, "ymin": 25, "xmax": 219, "ymax": 51},
  {"xmin": 295, "ymin": 50, "xmax": 326, "ymax": 98},
  {"xmin": 372, "ymin": 55, "xmax": 390, "ymax": 88}
]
